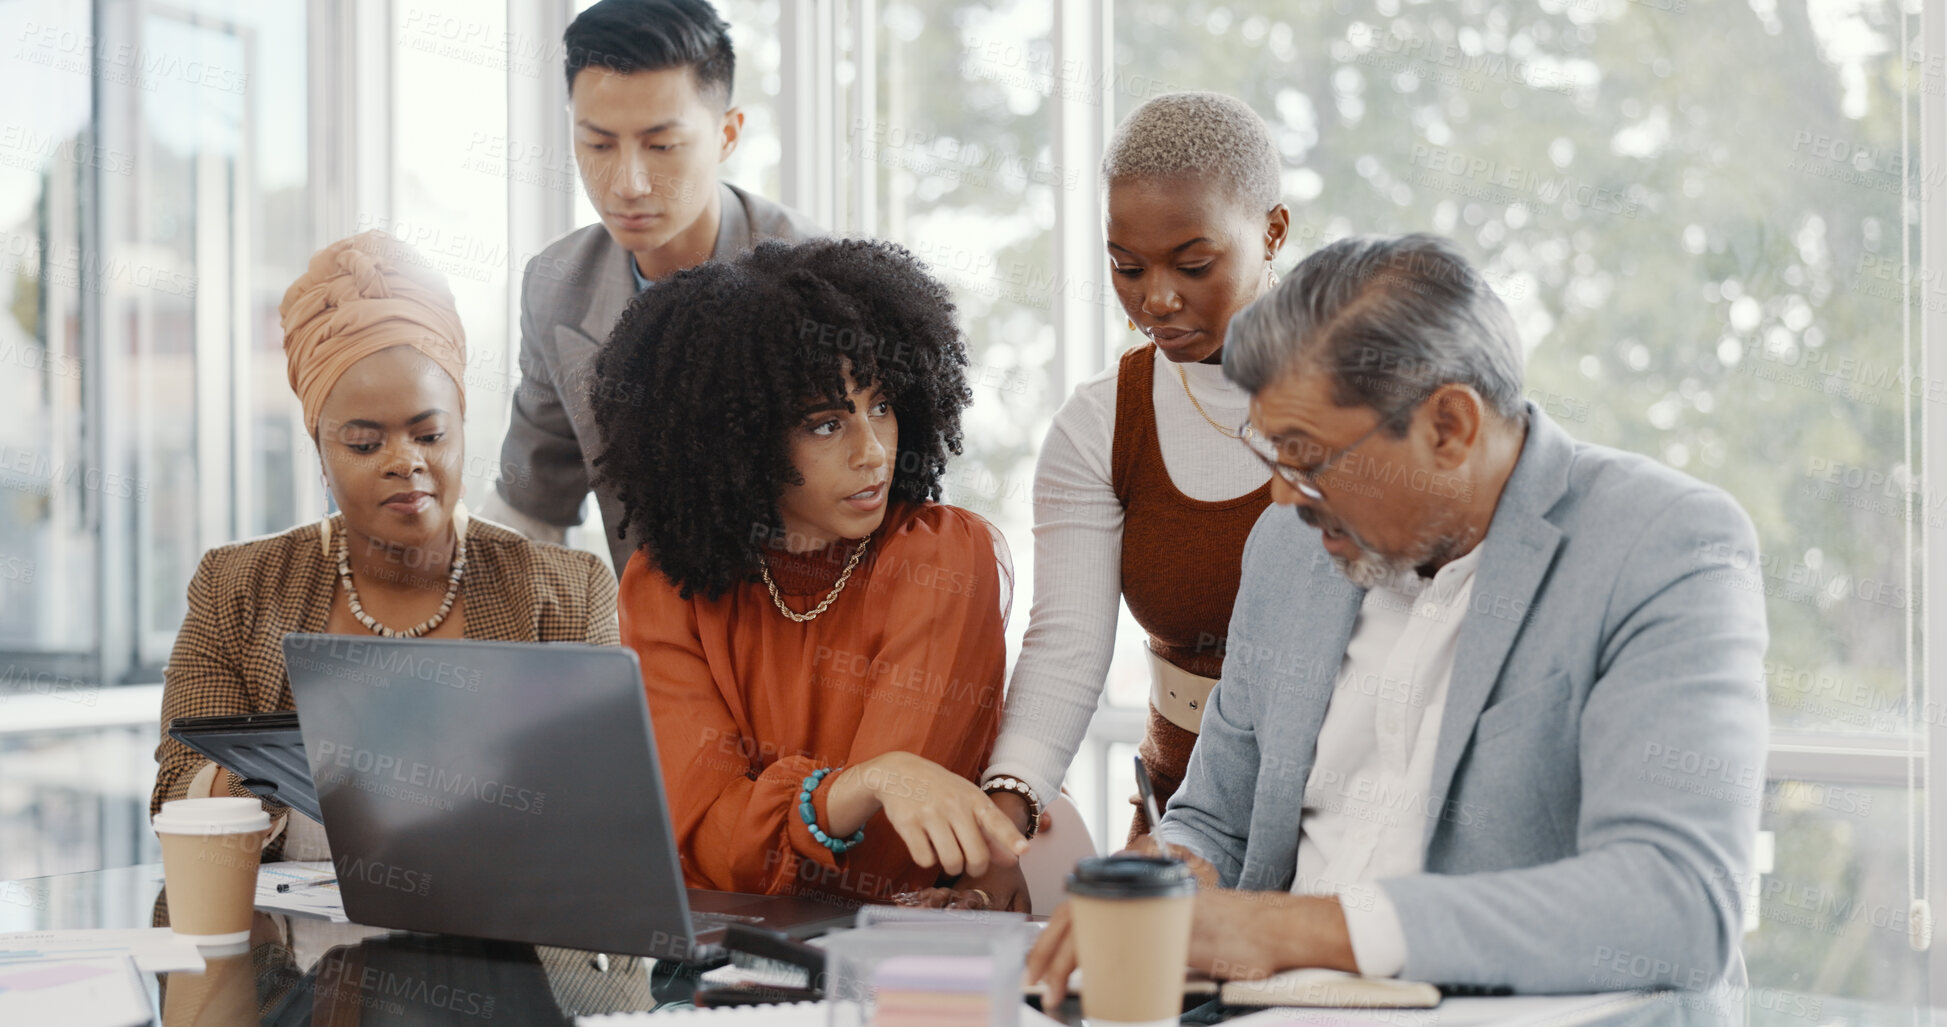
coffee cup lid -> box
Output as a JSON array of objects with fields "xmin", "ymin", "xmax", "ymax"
[
  {"xmin": 152, "ymin": 797, "xmax": 271, "ymax": 835},
  {"xmin": 1064, "ymin": 855, "xmax": 1196, "ymax": 899}
]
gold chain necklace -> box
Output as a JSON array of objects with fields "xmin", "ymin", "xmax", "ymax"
[
  {"xmin": 1174, "ymin": 362, "xmax": 1243, "ymax": 440},
  {"xmin": 761, "ymin": 537, "xmax": 871, "ymax": 623}
]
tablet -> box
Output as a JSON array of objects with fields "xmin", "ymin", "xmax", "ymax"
[{"xmin": 166, "ymin": 711, "xmax": 320, "ymax": 822}]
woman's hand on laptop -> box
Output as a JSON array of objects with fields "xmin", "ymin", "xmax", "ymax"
[{"xmin": 824, "ymin": 752, "xmax": 1029, "ymax": 878}]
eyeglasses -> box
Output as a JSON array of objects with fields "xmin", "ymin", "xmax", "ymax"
[{"xmin": 1239, "ymin": 397, "xmax": 1422, "ymax": 502}]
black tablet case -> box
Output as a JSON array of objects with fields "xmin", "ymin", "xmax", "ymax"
[{"xmin": 166, "ymin": 711, "xmax": 321, "ymax": 822}]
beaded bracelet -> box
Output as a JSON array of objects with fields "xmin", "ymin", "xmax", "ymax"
[
  {"xmin": 799, "ymin": 767, "xmax": 866, "ymax": 854},
  {"xmin": 981, "ymin": 775, "xmax": 1043, "ymax": 840}
]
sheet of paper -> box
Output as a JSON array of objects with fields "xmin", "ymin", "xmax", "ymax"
[
  {"xmin": 698, "ymin": 960, "xmax": 808, "ymax": 990},
  {"xmin": 254, "ymin": 860, "xmax": 350, "ymax": 922},
  {"xmin": 579, "ymin": 1001, "xmax": 828, "ymax": 1024},
  {"xmin": 0, "ymin": 927, "xmax": 205, "ymax": 973},
  {"xmin": 1222, "ymin": 991, "xmax": 1654, "ymax": 1026},
  {"xmin": 0, "ymin": 955, "xmax": 152, "ymax": 1027}
]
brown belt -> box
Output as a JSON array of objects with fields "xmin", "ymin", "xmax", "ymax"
[{"xmin": 1147, "ymin": 643, "xmax": 1217, "ymax": 734}]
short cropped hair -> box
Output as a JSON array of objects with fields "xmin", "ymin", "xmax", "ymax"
[
  {"xmin": 563, "ymin": 0, "xmax": 735, "ymax": 108},
  {"xmin": 1101, "ymin": 91, "xmax": 1282, "ymax": 212},
  {"xmin": 1224, "ymin": 233, "xmax": 1526, "ymax": 432}
]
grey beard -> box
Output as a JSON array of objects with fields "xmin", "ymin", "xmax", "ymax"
[
  {"xmin": 1332, "ymin": 542, "xmax": 1428, "ymax": 590},
  {"xmin": 1317, "ymin": 514, "xmax": 1465, "ymax": 590}
]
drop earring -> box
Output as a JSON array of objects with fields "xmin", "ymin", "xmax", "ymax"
[{"xmin": 319, "ymin": 472, "xmax": 334, "ymax": 557}]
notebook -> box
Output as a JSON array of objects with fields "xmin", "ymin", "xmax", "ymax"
[
  {"xmin": 1222, "ymin": 991, "xmax": 1655, "ymax": 1025},
  {"xmin": 1219, "ymin": 968, "xmax": 1442, "ymax": 1008},
  {"xmin": 1020, "ymin": 967, "xmax": 1435, "ymax": 1009}
]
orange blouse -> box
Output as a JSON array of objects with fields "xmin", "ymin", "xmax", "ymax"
[{"xmin": 620, "ymin": 502, "xmax": 1011, "ymax": 904}]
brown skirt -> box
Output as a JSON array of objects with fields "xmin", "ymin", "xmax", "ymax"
[{"xmin": 1127, "ymin": 701, "xmax": 1199, "ymax": 845}]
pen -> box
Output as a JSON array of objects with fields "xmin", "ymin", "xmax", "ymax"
[
  {"xmin": 1133, "ymin": 754, "xmax": 1164, "ymax": 829},
  {"xmin": 275, "ymin": 877, "xmax": 337, "ymax": 893}
]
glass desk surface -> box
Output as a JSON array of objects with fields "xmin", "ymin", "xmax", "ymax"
[{"xmin": 2, "ymin": 864, "xmax": 1941, "ymax": 1025}]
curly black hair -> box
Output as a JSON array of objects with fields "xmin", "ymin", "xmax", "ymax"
[{"xmin": 589, "ymin": 237, "xmax": 973, "ymax": 601}]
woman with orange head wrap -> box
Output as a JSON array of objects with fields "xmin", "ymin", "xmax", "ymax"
[{"xmin": 151, "ymin": 231, "xmax": 619, "ymax": 860}]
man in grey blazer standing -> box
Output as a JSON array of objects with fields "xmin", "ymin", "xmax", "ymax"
[
  {"xmin": 1030, "ymin": 234, "xmax": 1769, "ymax": 997},
  {"xmin": 484, "ymin": 0, "xmax": 817, "ymax": 575}
]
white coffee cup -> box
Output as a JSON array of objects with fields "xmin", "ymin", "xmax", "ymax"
[{"xmin": 153, "ymin": 798, "xmax": 271, "ymax": 945}]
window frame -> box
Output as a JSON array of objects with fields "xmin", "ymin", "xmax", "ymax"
[{"xmin": 1921, "ymin": 0, "xmax": 1945, "ymax": 997}]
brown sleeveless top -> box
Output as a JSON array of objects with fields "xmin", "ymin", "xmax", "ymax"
[{"xmin": 1110, "ymin": 344, "xmax": 1273, "ymax": 680}]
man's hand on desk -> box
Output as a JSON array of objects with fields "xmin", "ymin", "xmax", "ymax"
[
  {"xmin": 1181, "ymin": 889, "xmax": 1357, "ymax": 981},
  {"xmin": 1025, "ymin": 840, "xmax": 1360, "ymax": 1008},
  {"xmin": 1122, "ymin": 833, "xmax": 1221, "ymax": 889}
]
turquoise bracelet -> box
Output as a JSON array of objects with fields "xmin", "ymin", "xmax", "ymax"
[{"xmin": 799, "ymin": 767, "xmax": 866, "ymax": 854}]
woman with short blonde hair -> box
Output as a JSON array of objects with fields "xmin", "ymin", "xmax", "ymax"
[{"xmin": 980, "ymin": 91, "xmax": 1291, "ymax": 868}]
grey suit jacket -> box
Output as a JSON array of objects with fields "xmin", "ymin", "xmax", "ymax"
[
  {"xmin": 1152, "ymin": 405, "xmax": 1770, "ymax": 994},
  {"xmin": 494, "ymin": 182, "xmax": 819, "ymax": 575}
]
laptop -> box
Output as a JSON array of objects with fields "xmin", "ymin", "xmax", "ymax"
[{"xmin": 280, "ymin": 633, "xmax": 857, "ymax": 960}]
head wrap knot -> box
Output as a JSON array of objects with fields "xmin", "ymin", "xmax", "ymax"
[{"xmin": 279, "ymin": 230, "xmax": 468, "ymax": 433}]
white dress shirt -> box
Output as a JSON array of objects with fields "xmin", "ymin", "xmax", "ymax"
[{"xmin": 1292, "ymin": 544, "xmax": 1483, "ymax": 977}]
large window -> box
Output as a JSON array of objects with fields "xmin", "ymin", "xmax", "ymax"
[
  {"xmin": 867, "ymin": 0, "xmax": 1060, "ymax": 542},
  {"xmin": 0, "ymin": 0, "xmax": 312, "ymax": 683},
  {"xmin": 1, "ymin": 0, "xmax": 97, "ymax": 674},
  {"xmin": 1105, "ymin": 0, "xmax": 1928, "ymax": 1003},
  {"xmin": 6, "ymin": 0, "xmax": 1945, "ymax": 1004},
  {"xmin": 388, "ymin": 0, "xmax": 518, "ymax": 538},
  {"xmin": 1, "ymin": 0, "xmax": 313, "ymax": 878}
]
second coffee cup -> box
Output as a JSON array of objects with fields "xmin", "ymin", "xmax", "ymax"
[{"xmin": 1064, "ymin": 854, "xmax": 1197, "ymax": 1027}]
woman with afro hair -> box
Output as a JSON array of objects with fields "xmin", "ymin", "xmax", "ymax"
[{"xmin": 590, "ymin": 237, "xmax": 1028, "ymax": 906}]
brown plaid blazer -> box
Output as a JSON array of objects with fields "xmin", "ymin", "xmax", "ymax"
[{"xmin": 151, "ymin": 514, "xmax": 620, "ymax": 840}]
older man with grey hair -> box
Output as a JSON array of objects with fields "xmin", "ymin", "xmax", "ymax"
[{"xmin": 1029, "ymin": 233, "xmax": 1768, "ymax": 998}]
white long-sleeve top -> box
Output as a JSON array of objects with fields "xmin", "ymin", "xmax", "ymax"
[{"xmin": 985, "ymin": 344, "xmax": 1269, "ymax": 806}]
